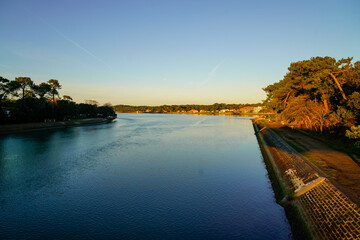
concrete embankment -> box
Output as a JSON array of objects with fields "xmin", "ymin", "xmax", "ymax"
[
  {"xmin": 0, "ymin": 118, "xmax": 114, "ymax": 134},
  {"xmin": 253, "ymin": 119, "xmax": 360, "ymax": 240}
]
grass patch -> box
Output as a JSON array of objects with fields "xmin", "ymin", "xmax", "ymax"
[
  {"xmin": 271, "ymin": 128, "xmax": 336, "ymax": 178},
  {"xmin": 294, "ymin": 128, "xmax": 360, "ymax": 166}
]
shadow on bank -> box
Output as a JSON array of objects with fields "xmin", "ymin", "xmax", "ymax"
[{"xmin": 0, "ymin": 116, "xmax": 117, "ymax": 135}]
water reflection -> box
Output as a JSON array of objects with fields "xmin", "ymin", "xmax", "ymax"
[{"xmin": 0, "ymin": 114, "xmax": 291, "ymax": 239}]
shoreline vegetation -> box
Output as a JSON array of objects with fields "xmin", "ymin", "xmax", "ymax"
[
  {"xmin": 253, "ymin": 56, "xmax": 360, "ymax": 239},
  {"xmin": 0, "ymin": 77, "xmax": 117, "ymax": 128},
  {"xmin": 113, "ymin": 103, "xmax": 266, "ymax": 115},
  {"xmin": 117, "ymin": 111, "xmax": 273, "ymax": 116},
  {"xmin": 261, "ymin": 56, "xmax": 360, "ymax": 178},
  {"xmin": 112, "ymin": 56, "xmax": 360, "ymax": 153},
  {"xmin": 113, "ymin": 103, "xmax": 273, "ymax": 117},
  {"xmin": 263, "ymin": 56, "xmax": 360, "ymax": 149}
]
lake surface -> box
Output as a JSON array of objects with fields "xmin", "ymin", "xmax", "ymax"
[{"xmin": 0, "ymin": 113, "xmax": 291, "ymax": 239}]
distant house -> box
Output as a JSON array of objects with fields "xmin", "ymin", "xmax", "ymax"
[
  {"xmin": 189, "ymin": 109, "xmax": 198, "ymax": 113},
  {"xmin": 219, "ymin": 109, "xmax": 229, "ymax": 113},
  {"xmin": 253, "ymin": 106, "xmax": 263, "ymax": 113},
  {"xmin": 145, "ymin": 110, "xmax": 153, "ymax": 113}
]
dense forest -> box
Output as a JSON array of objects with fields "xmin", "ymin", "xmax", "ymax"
[
  {"xmin": 113, "ymin": 103, "xmax": 262, "ymax": 113},
  {"xmin": 263, "ymin": 56, "xmax": 360, "ymax": 144},
  {"xmin": 0, "ymin": 77, "xmax": 116, "ymax": 124}
]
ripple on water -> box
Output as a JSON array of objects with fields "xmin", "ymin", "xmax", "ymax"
[{"xmin": 0, "ymin": 114, "xmax": 292, "ymax": 239}]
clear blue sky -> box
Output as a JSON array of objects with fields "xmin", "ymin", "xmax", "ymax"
[{"xmin": 1, "ymin": 0, "xmax": 359, "ymax": 105}]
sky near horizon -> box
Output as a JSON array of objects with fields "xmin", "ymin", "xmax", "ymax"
[{"xmin": 1, "ymin": 0, "xmax": 360, "ymax": 106}]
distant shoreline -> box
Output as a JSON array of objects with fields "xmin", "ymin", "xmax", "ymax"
[{"xmin": 116, "ymin": 111, "xmax": 274, "ymax": 116}]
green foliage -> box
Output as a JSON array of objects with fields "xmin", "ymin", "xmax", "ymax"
[
  {"xmin": 32, "ymin": 83, "xmax": 51, "ymax": 99},
  {"xmin": 263, "ymin": 56, "xmax": 360, "ymax": 133},
  {"xmin": 346, "ymin": 126, "xmax": 360, "ymax": 139},
  {"xmin": 0, "ymin": 76, "xmax": 10, "ymax": 101},
  {"xmin": 47, "ymin": 79, "xmax": 61, "ymax": 111},
  {"xmin": 15, "ymin": 77, "xmax": 33, "ymax": 100},
  {"xmin": 346, "ymin": 125, "xmax": 360, "ymax": 147},
  {"xmin": 63, "ymin": 95, "xmax": 73, "ymax": 101},
  {"xmin": 0, "ymin": 76, "xmax": 116, "ymax": 124}
]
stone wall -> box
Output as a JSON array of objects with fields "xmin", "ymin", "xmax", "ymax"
[{"xmin": 254, "ymin": 120, "xmax": 360, "ymax": 239}]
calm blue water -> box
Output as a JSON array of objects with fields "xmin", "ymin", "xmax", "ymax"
[{"xmin": 0, "ymin": 114, "xmax": 291, "ymax": 239}]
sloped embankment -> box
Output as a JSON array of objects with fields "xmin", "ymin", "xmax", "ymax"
[{"xmin": 253, "ymin": 119, "xmax": 360, "ymax": 240}]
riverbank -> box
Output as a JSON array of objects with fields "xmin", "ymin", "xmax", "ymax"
[
  {"xmin": 261, "ymin": 120, "xmax": 360, "ymax": 203},
  {"xmin": 0, "ymin": 118, "xmax": 115, "ymax": 134},
  {"xmin": 253, "ymin": 118, "xmax": 360, "ymax": 239}
]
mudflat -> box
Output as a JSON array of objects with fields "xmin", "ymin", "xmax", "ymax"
[{"xmin": 263, "ymin": 120, "xmax": 360, "ymax": 204}]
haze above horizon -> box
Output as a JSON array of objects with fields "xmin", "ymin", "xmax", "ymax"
[{"xmin": 1, "ymin": 0, "xmax": 359, "ymax": 105}]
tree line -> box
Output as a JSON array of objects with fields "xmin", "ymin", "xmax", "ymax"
[
  {"xmin": 263, "ymin": 56, "xmax": 360, "ymax": 144},
  {"xmin": 113, "ymin": 103, "xmax": 262, "ymax": 113},
  {"xmin": 0, "ymin": 76, "xmax": 116, "ymax": 124}
]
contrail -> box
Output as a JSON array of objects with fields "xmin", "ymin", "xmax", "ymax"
[
  {"xmin": 202, "ymin": 60, "xmax": 224, "ymax": 85},
  {"xmin": 29, "ymin": 12, "xmax": 112, "ymax": 69},
  {"xmin": 52, "ymin": 28, "xmax": 112, "ymax": 69}
]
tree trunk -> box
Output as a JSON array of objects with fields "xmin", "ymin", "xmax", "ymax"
[
  {"xmin": 322, "ymin": 99, "xmax": 329, "ymax": 112},
  {"xmin": 305, "ymin": 115, "xmax": 312, "ymax": 130},
  {"xmin": 320, "ymin": 121, "xmax": 323, "ymax": 133},
  {"xmin": 329, "ymin": 72, "xmax": 347, "ymax": 100},
  {"xmin": 303, "ymin": 120, "xmax": 308, "ymax": 129},
  {"xmin": 283, "ymin": 90, "xmax": 292, "ymax": 106}
]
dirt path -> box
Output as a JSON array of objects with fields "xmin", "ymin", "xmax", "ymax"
[{"xmin": 263, "ymin": 120, "xmax": 360, "ymax": 203}]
